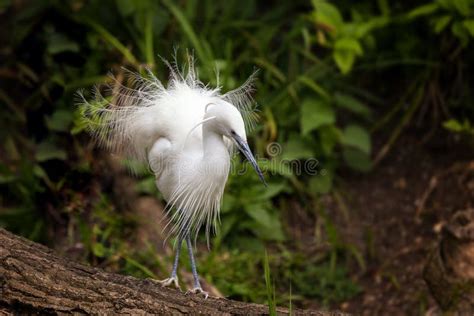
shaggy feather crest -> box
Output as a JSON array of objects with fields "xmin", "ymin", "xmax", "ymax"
[
  {"xmin": 77, "ymin": 57, "xmax": 258, "ymax": 243},
  {"xmin": 77, "ymin": 60, "xmax": 257, "ymax": 162}
]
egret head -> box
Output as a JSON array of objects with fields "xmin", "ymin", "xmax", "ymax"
[{"xmin": 205, "ymin": 102, "xmax": 267, "ymax": 186}]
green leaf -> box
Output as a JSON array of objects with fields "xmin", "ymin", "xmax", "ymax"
[
  {"xmin": 245, "ymin": 206, "xmax": 272, "ymax": 228},
  {"xmin": 443, "ymin": 119, "xmax": 464, "ymax": 132},
  {"xmin": 332, "ymin": 38, "xmax": 363, "ymax": 74},
  {"xmin": 434, "ymin": 15, "xmax": 452, "ymax": 33},
  {"xmin": 46, "ymin": 110, "xmax": 73, "ymax": 132},
  {"xmin": 282, "ymin": 137, "xmax": 314, "ymax": 160},
  {"xmin": 452, "ymin": 21, "xmax": 470, "ymax": 46},
  {"xmin": 343, "ymin": 148, "xmax": 372, "ymax": 172},
  {"xmin": 463, "ymin": 19, "xmax": 474, "ymax": 36},
  {"xmin": 257, "ymin": 183, "xmax": 286, "ymax": 200},
  {"xmin": 309, "ymin": 171, "xmax": 333, "ymax": 194},
  {"xmin": 222, "ymin": 193, "xmax": 237, "ymax": 213},
  {"xmin": 334, "ymin": 38, "xmax": 363, "ymax": 55},
  {"xmin": 443, "ymin": 119, "xmax": 473, "ymax": 134},
  {"xmin": 354, "ymin": 17, "xmax": 389, "ymax": 38},
  {"xmin": 35, "ymin": 142, "xmax": 67, "ymax": 161},
  {"xmin": 319, "ymin": 125, "xmax": 341, "ymax": 156},
  {"xmin": 333, "ymin": 50, "xmax": 356, "ymax": 74},
  {"xmin": 92, "ymin": 243, "xmax": 106, "ymax": 257},
  {"xmin": 298, "ymin": 76, "xmax": 330, "ymax": 100},
  {"xmin": 341, "ymin": 125, "xmax": 371, "ymax": 154},
  {"xmin": 0, "ymin": 174, "xmax": 15, "ymax": 184},
  {"xmin": 47, "ymin": 33, "xmax": 79, "ymax": 54},
  {"xmin": 245, "ymin": 206, "xmax": 285, "ymax": 241},
  {"xmin": 258, "ymin": 159, "xmax": 293, "ymax": 177},
  {"xmin": 453, "ymin": 0, "xmax": 470, "ymax": 16},
  {"xmin": 312, "ymin": 0, "xmax": 343, "ymax": 33},
  {"xmin": 115, "ymin": 0, "xmax": 135, "ymax": 16},
  {"xmin": 407, "ymin": 3, "xmax": 439, "ymax": 19},
  {"xmin": 334, "ymin": 93, "xmax": 371, "ymax": 118},
  {"xmin": 135, "ymin": 177, "xmax": 157, "ymax": 195},
  {"xmin": 377, "ymin": 0, "xmax": 390, "ymax": 16},
  {"xmin": 33, "ymin": 165, "xmax": 54, "ymax": 190},
  {"xmin": 257, "ymin": 222, "xmax": 285, "ymax": 241},
  {"xmin": 300, "ymin": 98, "xmax": 335, "ymax": 135},
  {"xmin": 4, "ymin": 136, "xmax": 19, "ymax": 160}
]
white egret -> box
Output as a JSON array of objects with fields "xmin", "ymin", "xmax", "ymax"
[{"xmin": 78, "ymin": 56, "xmax": 266, "ymax": 298}]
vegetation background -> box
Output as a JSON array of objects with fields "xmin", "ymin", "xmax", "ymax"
[{"xmin": 1, "ymin": 0, "xmax": 473, "ymax": 314}]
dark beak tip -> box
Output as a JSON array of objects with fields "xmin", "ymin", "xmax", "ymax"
[
  {"xmin": 257, "ymin": 170, "xmax": 268, "ymax": 187},
  {"xmin": 233, "ymin": 134, "xmax": 267, "ymax": 187}
]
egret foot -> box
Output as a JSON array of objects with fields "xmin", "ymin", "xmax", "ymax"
[
  {"xmin": 159, "ymin": 276, "xmax": 181, "ymax": 290},
  {"xmin": 186, "ymin": 286, "xmax": 209, "ymax": 299}
]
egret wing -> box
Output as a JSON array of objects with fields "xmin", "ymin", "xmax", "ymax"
[
  {"xmin": 76, "ymin": 69, "xmax": 167, "ymax": 165},
  {"xmin": 222, "ymin": 71, "xmax": 259, "ymax": 132}
]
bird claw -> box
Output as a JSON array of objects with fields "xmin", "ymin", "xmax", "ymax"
[
  {"xmin": 185, "ymin": 287, "xmax": 209, "ymax": 299},
  {"xmin": 158, "ymin": 277, "xmax": 181, "ymax": 290}
]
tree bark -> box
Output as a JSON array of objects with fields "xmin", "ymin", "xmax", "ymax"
[{"xmin": 0, "ymin": 228, "xmax": 345, "ymax": 315}]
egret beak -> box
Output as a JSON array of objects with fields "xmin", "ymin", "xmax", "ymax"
[{"xmin": 232, "ymin": 134, "xmax": 267, "ymax": 187}]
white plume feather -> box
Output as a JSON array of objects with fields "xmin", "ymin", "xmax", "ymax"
[{"xmin": 77, "ymin": 57, "xmax": 258, "ymax": 162}]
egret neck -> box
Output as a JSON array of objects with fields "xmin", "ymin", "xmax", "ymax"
[{"xmin": 202, "ymin": 118, "xmax": 231, "ymax": 180}]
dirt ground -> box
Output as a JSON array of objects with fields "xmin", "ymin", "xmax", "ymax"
[{"xmin": 327, "ymin": 129, "xmax": 474, "ymax": 315}]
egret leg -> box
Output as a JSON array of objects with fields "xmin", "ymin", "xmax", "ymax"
[
  {"xmin": 159, "ymin": 236, "xmax": 183, "ymax": 290},
  {"xmin": 185, "ymin": 235, "xmax": 209, "ymax": 299}
]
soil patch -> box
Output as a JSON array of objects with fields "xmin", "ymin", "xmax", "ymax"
[{"xmin": 331, "ymin": 130, "xmax": 473, "ymax": 315}]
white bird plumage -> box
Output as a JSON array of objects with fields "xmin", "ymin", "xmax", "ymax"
[{"xmin": 77, "ymin": 56, "xmax": 265, "ymax": 296}]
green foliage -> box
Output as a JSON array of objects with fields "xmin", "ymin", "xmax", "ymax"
[
  {"xmin": 264, "ymin": 250, "xmax": 277, "ymax": 316},
  {"xmin": 291, "ymin": 260, "xmax": 360, "ymax": 306},
  {"xmin": 217, "ymin": 165, "xmax": 286, "ymax": 249},
  {"xmin": 407, "ymin": 0, "xmax": 474, "ymax": 46},
  {"xmin": 311, "ymin": 0, "xmax": 388, "ymax": 74},
  {"xmin": 301, "ymin": 97, "xmax": 335, "ymax": 134},
  {"xmin": 198, "ymin": 246, "xmax": 359, "ymax": 307},
  {"xmin": 443, "ymin": 118, "xmax": 474, "ymax": 135},
  {"xmin": 199, "ymin": 249, "xmax": 268, "ymax": 302}
]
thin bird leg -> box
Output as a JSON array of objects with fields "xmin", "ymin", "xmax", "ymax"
[
  {"xmin": 186, "ymin": 235, "xmax": 201, "ymax": 289},
  {"xmin": 159, "ymin": 235, "xmax": 184, "ymax": 290},
  {"xmin": 170, "ymin": 237, "xmax": 183, "ymax": 278},
  {"xmin": 185, "ymin": 234, "xmax": 209, "ymax": 299}
]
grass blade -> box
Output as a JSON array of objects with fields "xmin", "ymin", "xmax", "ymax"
[
  {"xmin": 125, "ymin": 256, "xmax": 157, "ymax": 278},
  {"xmin": 145, "ymin": 11, "xmax": 155, "ymax": 67},
  {"xmin": 162, "ymin": 0, "xmax": 207, "ymax": 63},
  {"xmin": 83, "ymin": 19, "xmax": 139, "ymax": 66},
  {"xmin": 264, "ymin": 249, "xmax": 277, "ymax": 316}
]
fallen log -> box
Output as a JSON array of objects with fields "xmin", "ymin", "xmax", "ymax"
[{"xmin": 0, "ymin": 228, "xmax": 345, "ymax": 315}]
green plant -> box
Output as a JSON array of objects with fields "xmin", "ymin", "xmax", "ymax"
[
  {"xmin": 264, "ymin": 249, "xmax": 277, "ymax": 316},
  {"xmin": 311, "ymin": 0, "xmax": 389, "ymax": 74},
  {"xmin": 407, "ymin": 0, "xmax": 474, "ymax": 46},
  {"xmin": 443, "ymin": 118, "xmax": 474, "ymax": 135}
]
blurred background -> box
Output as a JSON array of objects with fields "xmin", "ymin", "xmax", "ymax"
[{"xmin": 1, "ymin": 0, "xmax": 473, "ymax": 314}]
